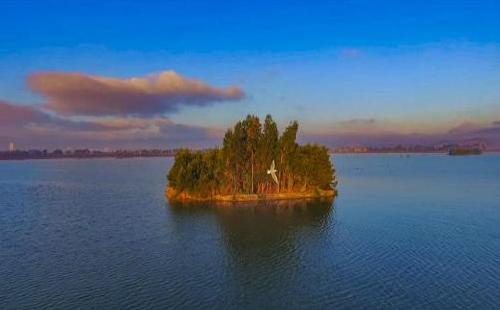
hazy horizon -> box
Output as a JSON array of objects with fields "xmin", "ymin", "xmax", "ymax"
[{"xmin": 1, "ymin": 1, "xmax": 500, "ymax": 150}]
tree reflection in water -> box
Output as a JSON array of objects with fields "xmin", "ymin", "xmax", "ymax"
[{"xmin": 168, "ymin": 198, "xmax": 336, "ymax": 306}]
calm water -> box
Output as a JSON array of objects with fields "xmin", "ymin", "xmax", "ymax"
[{"xmin": 1, "ymin": 154, "xmax": 499, "ymax": 309}]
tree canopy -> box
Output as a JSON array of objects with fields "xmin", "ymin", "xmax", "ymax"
[{"xmin": 168, "ymin": 115, "xmax": 336, "ymax": 197}]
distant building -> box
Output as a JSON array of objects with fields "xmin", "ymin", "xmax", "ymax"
[{"xmin": 9, "ymin": 142, "xmax": 15, "ymax": 152}]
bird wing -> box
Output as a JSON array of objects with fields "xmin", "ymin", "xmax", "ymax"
[
  {"xmin": 271, "ymin": 170, "xmax": 279, "ymax": 185},
  {"xmin": 270, "ymin": 160, "xmax": 275, "ymax": 170}
]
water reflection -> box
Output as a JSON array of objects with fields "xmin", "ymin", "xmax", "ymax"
[
  {"xmin": 169, "ymin": 199, "xmax": 335, "ymax": 245},
  {"xmin": 169, "ymin": 199, "xmax": 336, "ymax": 304}
]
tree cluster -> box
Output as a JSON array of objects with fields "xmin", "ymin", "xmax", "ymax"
[{"xmin": 168, "ymin": 115, "xmax": 336, "ymax": 197}]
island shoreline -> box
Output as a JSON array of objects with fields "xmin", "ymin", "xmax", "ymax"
[{"xmin": 165, "ymin": 186, "xmax": 336, "ymax": 202}]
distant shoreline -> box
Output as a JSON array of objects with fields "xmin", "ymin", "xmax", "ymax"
[
  {"xmin": 0, "ymin": 155, "xmax": 176, "ymax": 161},
  {"xmin": 330, "ymin": 151, "xmax": 446, "ymax": 155},
  {"xmin": 2, "ymin": 150, "xmax": 500, "ymax": 161},
  {"xmin": 0, "ymin": 149, "xmax": 177, "ymax": 161},
  {"xmin": 331, "ymin": 150, "xmax": 499, "ymax": 155}
]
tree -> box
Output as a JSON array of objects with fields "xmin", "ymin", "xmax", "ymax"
[
  {"xmin": 168, "ymin": 115, "xmax": 336, "ymax": 198},
  {"xmin": 279, "ymin": 121, "xmax": 299, "ymax": 192},
  {"xmin": 222, "ymin": 128, "xmax": 236, "ymax": 193},
  {"xmin": 294, "ymin": 144, "xmax": 333, "ymax": 191},
  {"xmin": 243, "ymin": 115, "xmax": 261, "ymax": 193},
  {"xmin": 257, "ymin": 115, "xmax": 279, "ymax": 193}
]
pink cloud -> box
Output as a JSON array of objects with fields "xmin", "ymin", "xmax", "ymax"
[
  {"xmin": 0, "ymin": 100, "xmax": 50, "ymax": 125},
  {"xmin": 28, "ymin": 70, "xmax": 245, "ymax": 117},
  {"xmin": 0, "ymin": 100, "xmax": 219, "ymax": 149}
]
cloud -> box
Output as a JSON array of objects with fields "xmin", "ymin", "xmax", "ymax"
[
  {"xmin": 447, "ymin": 122, "xmax": 485, "ymax": 135},
  {"xmin": 326, "ymin": 118, "xmax": 391, "ymax": 135},
  {"xmin": 451, "ymin": 121, "xmax": 500, "ymax": 138},
  {"xmin": 301, "ymin": 131, "xmax": 433, "ymax": 148},
  {"xmin": 0, "ymin": 100, "xmax": 51, "ymax": 125},
  {"xmin": 339, "ymin": 118, "xmax": 376, "ymax": 126},
  {"xmin": 28, "ymin": 70, "xmax": 245, "ymax": 117},
  {"xmin": 300, "ymin": 119, "xmax": 500, "ymax": 149},
  {"xmin": 0, "ymin": 100, "xmax": 219, "ymax": 149},
  {"xmin": 0, "ymin": 99, "xmax": 113, "ymax": 132}
]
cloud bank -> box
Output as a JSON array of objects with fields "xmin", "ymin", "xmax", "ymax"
[
  {"xmin": 301, "ymin": 119, "xmax": 500, "ymax": 149},
  {"xmin": 28, "ymin": 70, "xmax": 244, "ymax": 117},
  {"xmin": 3, "ymin": 68, "xmax": 500, "ymax": 150},
  {"xmin": 0, "ymin": 100, "xmax": 220, "ymax": 149},
  {"xmin": 1, "ymin": 70, "xmax": 243, "ymax": 149}
]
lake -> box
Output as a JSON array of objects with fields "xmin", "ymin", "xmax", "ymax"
[{"xmin": 1, "ymin": 154, "xmax": 499, "ymax": 309}]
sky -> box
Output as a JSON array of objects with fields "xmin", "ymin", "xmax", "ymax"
[{"xmin": 1, "ymin": 0, "xmax": 500, "ymax": 150}]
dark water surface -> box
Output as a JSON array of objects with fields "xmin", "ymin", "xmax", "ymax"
[{"xmin": 1, "ymin": 154, "xmax": 499, "ymax": 309}]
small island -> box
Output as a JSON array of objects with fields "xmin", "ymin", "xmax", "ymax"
[
  {"xmin": 448, "ymin": 148, "xmax": 482, "ymax": 156},
  {"xmin": 166, "ymin": 115, "xmax": 337, "ymax": 202}
]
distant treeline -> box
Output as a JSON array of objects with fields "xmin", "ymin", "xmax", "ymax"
[
  {"xmin": 0, "ymin": 149, "xmax": 179, "ymax": 160},
  {"xmin": 333, "ymin": 144, "xmax": 486, "ymax": 154},
  {"xmin": 168, "ymin": 115, "xmax": 336, "ymax": 197}
]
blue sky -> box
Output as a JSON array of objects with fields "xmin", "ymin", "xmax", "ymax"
[{"xmin": 1, "ymin": 0, "xmax": 500, "ymax": 149}]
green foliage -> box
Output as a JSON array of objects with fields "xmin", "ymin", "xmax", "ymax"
[
  {"xmin": 279, "ymin": 121, "xmax": 299, "ymax": 192},
  {"xmin": 167, "ymin": 149, "xmax": 222, "ymax": 196},
  {"xmin": 294, "ymin": 144, "xmax": 334, "ymax": 190},
  {"xmin": 168, "ymin": 115, "xmax": 336, "ymax": 196}
]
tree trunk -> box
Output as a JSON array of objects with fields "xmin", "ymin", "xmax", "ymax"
[
  {"xmin": 251, "ymin": 152, "xmax": 254, "ymax": 193},
  {"xmin": 278, "ymin": 152, "xmax": 284, "ymax": 193}
]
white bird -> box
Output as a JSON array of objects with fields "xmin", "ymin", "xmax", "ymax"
[{"xmin": 267, "ymin": 160, "xmax": 279, "ymax": 185}]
